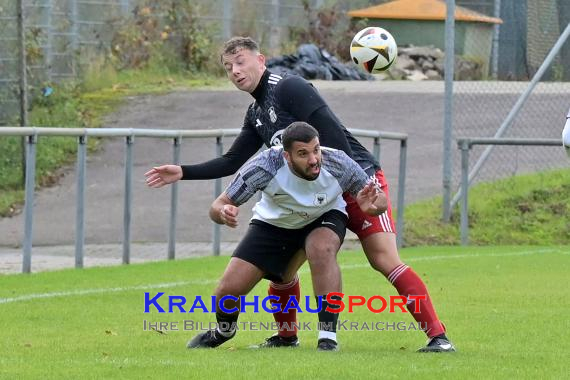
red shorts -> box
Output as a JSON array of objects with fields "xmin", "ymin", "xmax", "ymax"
[{"xmin": 343, "ymin": 169, "xmax": 396, "ymax": 239}]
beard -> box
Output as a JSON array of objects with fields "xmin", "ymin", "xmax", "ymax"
[{"xmin": 290, "ymin": 161, "xmax": 321, "ymax": 181}]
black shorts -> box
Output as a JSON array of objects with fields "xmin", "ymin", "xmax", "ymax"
[{"xmin": 232, "ymin": 209, "xmax": 348, "ymax": 283}]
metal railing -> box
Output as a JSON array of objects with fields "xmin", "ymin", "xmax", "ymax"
[
  {"xmin": 0, "ymin": 127, "xmax": 408, "ymax": 273},
  {"xmin": 456, "ymin": 137, "xmax": 563, "ymax": 245}
]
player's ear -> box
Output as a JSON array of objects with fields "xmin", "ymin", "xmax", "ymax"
[
  {"xmin": 283, "ymin": 150, "xmax": 291, "ymax": 163},
  {"xmin": 257, "ymin": 53, "xmax": 266, "ymax": 67}
]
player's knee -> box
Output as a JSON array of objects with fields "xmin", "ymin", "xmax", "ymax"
[
  {"xmin": 215, "ymin": 278, "xmax": 237, "ymax": 299},
  {"xmin": 364, "ymin": 246, "xmax": 402, "ymax": 275},
  {"xmin": 306, "ymin": 243, "xmax": 337, "ymax": 266}
]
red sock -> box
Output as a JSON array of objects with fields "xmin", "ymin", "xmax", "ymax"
[
  {"xmin": 268, "ymin": 275, "xmax": 300, "ymax": 338},
  {"xmin": 388, "ymin": 264, "xmax": 445, "ymax": 338}
]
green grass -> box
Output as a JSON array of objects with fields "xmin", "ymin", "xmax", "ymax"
[
  {"xmin": 1, "ymin": 246, "xmax": 568, "ymax": 379},
  {"xmin": 404, "ymin": 168, "xmax": 570, "ymax": 246}
]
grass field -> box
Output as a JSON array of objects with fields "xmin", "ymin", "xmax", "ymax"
[{"xmin": 1, "ymin": 246, "xmax": 568, "ymax": 379}]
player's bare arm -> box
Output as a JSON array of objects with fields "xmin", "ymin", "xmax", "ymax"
[{"xmin": 210, "ymin": 192, "xmax": 239, "ymax": 228}]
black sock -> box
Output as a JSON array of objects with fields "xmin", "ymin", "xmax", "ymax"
[
  {"xmin": 216, "ymin": 310, "xmax": 238, "ymax": 336},
  {"xmin": 316, "ymin": 295, "xmax": 341, "ymax": 333}
]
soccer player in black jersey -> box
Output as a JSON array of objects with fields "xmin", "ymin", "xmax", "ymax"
[{"xmin": 145, "ymin": 37, "xmax": 455, "ymax": 352}]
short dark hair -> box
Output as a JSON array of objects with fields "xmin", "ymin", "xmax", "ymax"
[
  {"xmin": 282, "ymin": 122, "xmax": 319, "ymax": 152},
  {"xmin": 220, "ymin": 37, "xmax": 259, "ymax": 62}
]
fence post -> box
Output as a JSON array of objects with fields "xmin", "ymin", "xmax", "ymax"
[
  {"xmin": 442, "ymin": 0, "xmax": 455, "ymax": 222},
  {"xmin": 18, "ymin": 0, "xmax": 28, "ymax": 187},
  {"xmin": 120, "ymin": 0, "xmax": 130, "ymax": 15},
  {"xmin": 459, "ymin": 140, "xmax": 470, "ymax": 246},
  {"xmin": 491, "ymin": 0, "xmax": 501, "ymax": 79},
  {"xmin": 450, "ymin": 22, "xmax": 570, "ymax": 210},
  {"xmin": 396, "ymin": 138, "xmax": 407, "ymax": 249},
  {"xmin": 222, "ymin": 0, "xmax": 232, "ymax": 40},
  {"xmin": 373, "ymin": 136, "xmax": 380, "ymax": 164},
  {"xmin": 212, "ymin": 137, "xmax": 223, "ymax": 256},
  {"xmin": 75, "ymin": 135, "xmax": 87, "ymax": 268},
  {"xmin": 71, "ymin": 0, "xmax": 79, "ymax": 76},
  {"xmin": 123, "ymin": 135, "xmax": 134, "ymax": 264},
  {"xmin": 46, "ymin": 0, "xmax": 53, "ymax": 81},
  {"xmin": 168, "ymin": 136, "xmax": 181, "ymax": 260},
  {"xmin": 22, "ymin": 134, "xmax": 37, "ymax": 274}
]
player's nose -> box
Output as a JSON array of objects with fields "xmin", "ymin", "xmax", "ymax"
[{"xmin": 308, "ymin": 153, "xmax": 318, "ymax": 165}]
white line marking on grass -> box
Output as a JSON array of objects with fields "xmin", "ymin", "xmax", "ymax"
[
  {"xmin": 300, "ymin": 248, "xmax": 563, "ymax": 272},
  {"xmin": 0, "ymin": 279, "xmax": 217, "ymax": 305},
  {"xmin": 0, "ymin": 248, "xmax": 562, "ymax": 305}
]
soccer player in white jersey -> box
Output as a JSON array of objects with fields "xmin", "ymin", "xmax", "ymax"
[{"xmin": 187, "ymin": 122, "xmax": 387, "ymax": 351}]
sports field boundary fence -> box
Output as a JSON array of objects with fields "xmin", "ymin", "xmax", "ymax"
[
  {"xmin": 0, "ymin": 127, "xmax": 408, "ymax": 273},
  {"xmin": 456, "ymin": 137, "xmax": 563, "ymax": 245}
]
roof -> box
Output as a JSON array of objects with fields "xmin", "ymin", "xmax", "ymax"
[{"xmin": 348, "ymin": 0, "xmax": 503, "ymax": 24}]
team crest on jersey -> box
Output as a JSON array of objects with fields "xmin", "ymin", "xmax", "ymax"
[
  {"xmin": 268, "ymin": 106, "xmax": 277, "ymax": 123},
  {"xmin": 270, "ymin": 130, "xmax": 284, "ymax": 146},
  {"xmin": 314, "ymin": 193, "xmax": 327, "ymax": 206}
]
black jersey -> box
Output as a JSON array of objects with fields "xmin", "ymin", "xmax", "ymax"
[{"xmin": 181, "ymin": 70, "xmax": 380, "ymax": 180}]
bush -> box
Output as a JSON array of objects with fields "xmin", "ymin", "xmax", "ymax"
[
  {"xmin": 288, "ymin": 0, "xmax": 368, "ymax": 61},
  {"xmin": 111, "ymin": 1, "xmax": 220, "ymax": 75}
]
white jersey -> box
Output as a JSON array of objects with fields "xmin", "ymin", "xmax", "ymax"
[{"xmin": 225, "ymin": 146, "xmax": 369, "ymax": 229}]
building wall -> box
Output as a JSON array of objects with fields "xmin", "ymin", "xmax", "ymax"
[
  {"xmin": 463, "ymin": 23, "xmax": 494, "ymax": 78},
  {"xmin": 363, "ymin": 19, "xmax": 465, "ymax": 53}
]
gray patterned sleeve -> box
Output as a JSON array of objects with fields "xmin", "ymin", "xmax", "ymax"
[
  {"xmin": 225, "ymin": 148, "xmax": 282, "ymax": 206},
  {"xmin": 321, "ymin": 148, "xmax": 368, "ymax": 197}
]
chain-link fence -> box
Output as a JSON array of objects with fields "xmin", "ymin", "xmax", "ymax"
[
  {"xmin": 448, "ymin": 0, "xmax": 570, "ymax": 212},
  {"xmin": 0, "ymin": 0, "xmax": 133, "ymax": 124},
  {"xmin": 0, "ymin": 0, "xmax": 323, "ymax": 125}
]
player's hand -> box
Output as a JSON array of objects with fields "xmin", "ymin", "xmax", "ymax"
[
  {"xmin": 220, "ymin": 204, "xmax": 239, "ymax": 228},
  {"xmin": 356, "ymin": 181, "xmax": 386, "ymax": 216},
  {"xmin": 144, "ymin": 165, "xmax": 183, "ymax": 188}
]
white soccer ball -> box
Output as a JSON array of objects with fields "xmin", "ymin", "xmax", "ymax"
[
  {"xmin": 563, "ymin": 116, "xmax": 570, "ymax": 158},
  {"xmin": 350, "ymin": 27, "xmax": 397, "ymax": 73}
]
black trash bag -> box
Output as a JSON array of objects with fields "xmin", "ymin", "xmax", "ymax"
[
  {"xmin": 267, "ymin": 43, "xmax": 374, "ymax": 81},
  {"xmin": 297, "ymin": 44, "xmax": 323, "ymax": 64}
]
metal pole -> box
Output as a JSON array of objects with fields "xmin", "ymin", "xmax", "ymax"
[
  {"xmin": 75, "ymin": 135, "xmax": 87, "ymax": 268},
  {"xmin": 442, "ymin": 0, "xmax": 455, "ymax": 222},
  {"xmin": 372, "ymin": 137, "xmax": 380, "ymax": 164},
  {"xmin": 269, "ymin": 0, "xmax": 281, "ymax": 53},
  {"xmin": 120, "ymin": 0, "xmax": 130, "ymax": 15},
  {"xmin": 22, "ymin": 135, "xmax": 37, "ymax": 273},
  {"xmin": 123, "ymin": 135, "xmax": 134, "ymax": 264},
  {"xmin": 459, "ymin": 140, "xmax": 470, "ymax": 245},
  {"xmin": 395, "ymin": 138, "xmax": 407, "ymax": 249},
  {"xmin": 168, "ymin": 137, "xmax": 181, "ymax": 260},
  {"xmin": 491, "ymin": 0, "xmax": 501, "ymax": 79},
  {"xmin": 18, "ymin": 0, "xmax": 28, "ymax": 187},
  {"xmin": 71, "ymin": 0, "xmax": 78, "ymax": 76},
  {"xmin": 223, "ymin": 0, "xmax": 232, "ymax": 40},
  {"xmin": 450, "ymin": 22, "xmax": 570, "ymax": 210},
  {"xmin": 46, "ymin": 0, "xmax": 53, "ymax": 81},
  {"xmin": 212, "ymin": 137, "xmax": 223, "ymax": 256}
]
